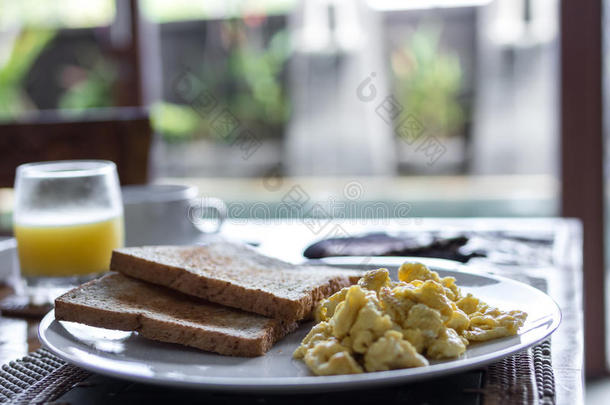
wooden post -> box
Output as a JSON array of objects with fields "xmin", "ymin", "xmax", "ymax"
[
  {"xmin": 112, "ymin": 0, "xmax": 143, "ymax": 107},
  {"xmin": 560, "ymin": 0, "xmax": 607, "ymax": 377}
]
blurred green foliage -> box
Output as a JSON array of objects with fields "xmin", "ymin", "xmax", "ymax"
[
  {"xmin": 0, "ymin": 27, "xmax": 116, "ymax": 120},
  {"xmin": 226, "ymin": 28, "xmax": 290, "ymax": 127},
  {"xmin": 0, "ymin": 28, "xmax": 55, "ymax": 120},
  {"xmin": 392, "ymin": 24, "xmax": 465, "ymax": 137},
  {"xmin": 57, "ymin": 51, "xmax": 116, "ymax": 111},
  {"xmin": 153, "ymin": 22, "xmax": 290, "ymax": 143},
  {"xmin": 151, "ymin": 102, "xmax": 200, "ymax": 143}
]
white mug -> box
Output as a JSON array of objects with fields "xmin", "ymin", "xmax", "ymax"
[{"xmin": 122, "ymin": 185, "xmax": 226, "ymax": 246}]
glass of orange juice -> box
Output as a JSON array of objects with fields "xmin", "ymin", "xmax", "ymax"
[{"xmin": 13, "ymin": 160, "xmax": 124, "ymax": 304}]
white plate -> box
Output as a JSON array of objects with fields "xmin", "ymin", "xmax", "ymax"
[{"xmin": 39, "ymin": 257, "xmax": 561, "ymax": 393}]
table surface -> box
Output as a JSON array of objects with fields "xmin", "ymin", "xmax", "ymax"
[{"xmin": 0, "ymin": 217, "xmax": 584, "ymax": 404}]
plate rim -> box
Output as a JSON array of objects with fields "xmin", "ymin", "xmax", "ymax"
[{"xmin": 39, "ymin": 257, "xmax": 562, "ymax": 393}]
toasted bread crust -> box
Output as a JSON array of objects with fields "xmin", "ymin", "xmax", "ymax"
[
  {"xmin": 55, "ymin": 273, "xmax": 297, "ymax": 357},
  {"xmin": 111, "ymin": 243, "xmax": 360, "ymax": 321}
]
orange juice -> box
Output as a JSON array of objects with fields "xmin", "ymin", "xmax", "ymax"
[{"xmin": 14, "ymin": 216, "xmax": 124, "ymax": 277}]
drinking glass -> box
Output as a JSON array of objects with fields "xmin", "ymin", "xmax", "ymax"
[{"xmin": 13, "ymin": 160, "xmax": 124, "ymax": 304}]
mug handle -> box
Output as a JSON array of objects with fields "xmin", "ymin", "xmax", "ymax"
[{"xmin": 186, "ymin": 197, "xmax": 227, "ymax": 234}]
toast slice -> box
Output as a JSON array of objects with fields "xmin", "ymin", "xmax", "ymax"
[
  {"xmin": 111, "ymin": 242, "xmax": 361, "ymax": 321},
  {"xmin": 55, "ymin": 273, "xmax": 297, "ymax": 357}
]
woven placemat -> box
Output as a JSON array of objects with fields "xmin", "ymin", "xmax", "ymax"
[
  {"xmin": 482, "ymin": 340, "xmax": 555, "ymax": 405},
  {"xmin": 0, "ymin": 349, "xmax": 90, "ymax": 404}
]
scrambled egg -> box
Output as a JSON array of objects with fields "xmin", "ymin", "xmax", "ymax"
[{"xmin": 294, "ymin": 262, "xmax": 527, "ymax": 375}]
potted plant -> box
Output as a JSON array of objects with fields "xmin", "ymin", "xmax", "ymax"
[{"xmin": 391, "ymin": 24, "xmax": 468, "ymax": 173}]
